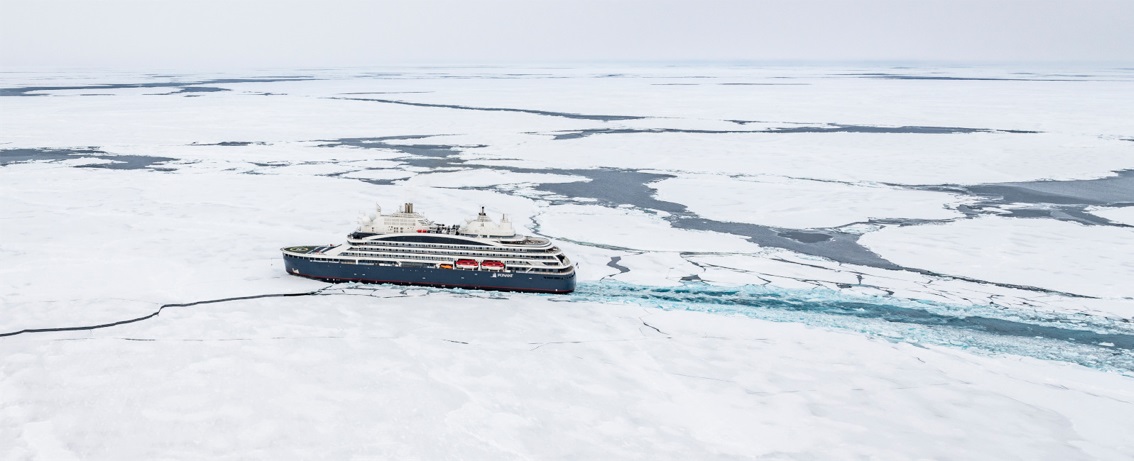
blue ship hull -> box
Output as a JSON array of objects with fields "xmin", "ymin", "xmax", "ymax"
[{"xmin": 283, "ymin": 253, "xmax": 576, "ymax": 294}]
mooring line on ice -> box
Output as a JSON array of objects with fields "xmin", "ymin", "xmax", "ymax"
[{"xmin": 0, "ymin": 288, "xmax": 332, "ymax": 339}]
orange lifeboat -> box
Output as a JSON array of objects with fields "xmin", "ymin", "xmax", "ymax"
[
  {"xmin": 455, "ymin": 259, "xmax": 479, "ymax": 269},
  {"xmin": 480, "ymin": 260, "xmax": 505, "ymax": 271}
]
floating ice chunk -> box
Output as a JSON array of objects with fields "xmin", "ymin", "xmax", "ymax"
[
  {"xmin": 55, "ymin": 157, "xmax": 118, "ymax": 167},
  {"xmin": 259, "ymin": 163, "xmax": 358, "ymax": 176},
  {"xmin": 338, "ymin": 169, "xmax": 414, "ymax": 181}
]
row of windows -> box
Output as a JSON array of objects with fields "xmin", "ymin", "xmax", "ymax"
[
  {"xmin": 512, "ymin": 267, "xmax": 573, "ymax": 274},
  {"xmin": 352, "ymin": 240, "xmax": 556, "ymax": 254},
  {"xmin": 341, "ymin": 251, "xmax": 570, "ymax": 268},
  {"xmin": 344, "ymin": 252, "xmax": 447, "ymax": 262},
  {"xmin": 348, "ymin": 247, "xmax": 559, "ymax": 261},
  {"xmin": 379, "ymin": 235, "xmax": 492, "ymax": 246},
  {"xmin": 289, "ymin": 255, "xmax": 333, "ymax": 262},
  {"xmin": 349, "ymin": 245, "xmax": 561, "ymax": 259}
]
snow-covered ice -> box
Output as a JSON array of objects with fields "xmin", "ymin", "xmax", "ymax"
[
  {"xmin": 859, "ymin": 216, "xmax": 1134, "ymax": 299},
  {"xmin": 652, "ymin": 174, "xmax": 970, "ymax": 228},
  {"xmin": 4, "ymin": 292, "xmax": 1134, "ymax": 459},
  {"xmin": 1088, "ymin": 205, "xmax": 1134, "ymax": 226},
  {"xmin": 3, "ymin": 65, "xmax": 1134, "ymax": 459}
]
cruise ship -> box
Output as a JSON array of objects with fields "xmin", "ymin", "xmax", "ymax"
[{"xmin": 281, "ymin": 203, "xmax": 576, "ymax": 293}]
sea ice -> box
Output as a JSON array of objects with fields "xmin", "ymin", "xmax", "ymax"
[
  {"xmin": 3, "ymin": 66, "xmax": 1134, "ymax": 459},
  {"xmin": 858, "ymin": 216, "xmax": 1134, "ymax": 299},
  {"xmin": 3, "ymin": 293, "xmax": 1133, "ymax": 460},
  {"xmin": 652, "ymin": 173, "xmax": 970, "ymax": 228},
  {"xmin": 1088, "ymin": 206, "xmax": 1134, "ymax": 226}
]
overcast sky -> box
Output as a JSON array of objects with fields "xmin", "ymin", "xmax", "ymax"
[{"xmin": 2, "ymin": 0, "xmax": 1131, "ymax": 69}]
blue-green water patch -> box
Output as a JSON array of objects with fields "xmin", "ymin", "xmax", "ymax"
[{"xmin": 564, "ymin": 281, "xmax": 1134, "ymax": 373}]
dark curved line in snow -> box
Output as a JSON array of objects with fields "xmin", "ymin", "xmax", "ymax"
[{"xmin": 0, "ymin": 290, "xmax": 324, "ymax": 339}]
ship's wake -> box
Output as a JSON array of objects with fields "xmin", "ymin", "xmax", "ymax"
[{"xmin": 562, "ymin": 281, "xmax": 1134, "ymax": 373}]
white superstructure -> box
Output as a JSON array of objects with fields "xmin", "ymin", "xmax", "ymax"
[{"xmin": 312, "ymin": 203, "xmax": 574, "ymax": 275}]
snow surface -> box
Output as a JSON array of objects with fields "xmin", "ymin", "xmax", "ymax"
[
  {"xmin": 652, "ymin": 174, "xmax": 970, "ymax": 228},
  {"xmin": 858, "ymin": 217, "xmax": 1134, "ymax": 299},
  {"xmin": 1088, "ymin": 206, "xmax": 1134, "ymax": 226},
  {"xmin": 3, "ymin": 66, "xmax": 1134, "ymax": 459},
  {"xmin": 3, "ymin": 292, "xmax": 1133, "ymax": 460}
]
